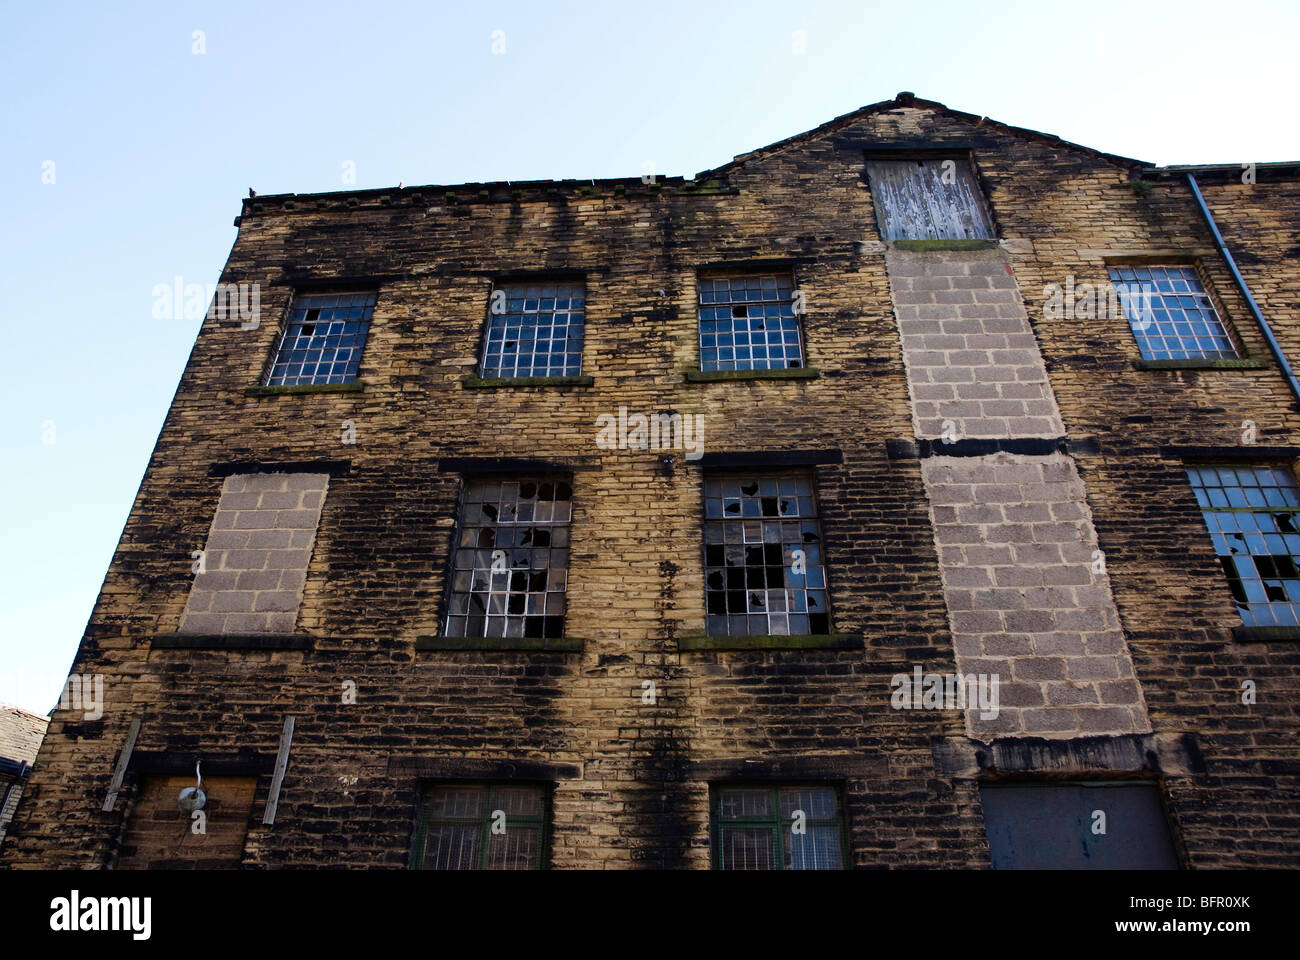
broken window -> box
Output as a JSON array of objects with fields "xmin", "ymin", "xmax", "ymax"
[
  {"xmin": 981, "ymin": 782, "xmax": 1180, "ymax": 869},
  {"xmin": 865, "ymin": 157, "xmax": 994, "ymax": 242},
  {"xmin": 481, "ymin": 282, "xmax": 585, "ymax": 378},
  {"xmin": 698, "ymin": 274, "xmax": 804, "ymax": 372},
  {"xmin": 1109, "ymin": 266, "xmax": 1237, "ymax": 361},
  {"xmin": 1188, "ymin": 464, "xmax": 1300, "ymax": 627},
  {"xmin": 712, "ymin": 784, "xmax": 845, "ymax": 870},
  {"xmin": 703, "ymin": 472, "xmax": 829, "ymax": 636},
  {"xmin": 266, "ymin": 291, "xmax": 376, "ymax": 386},
  {"xmin": 411, "ymin": 782, "xmax": 549, "ymax": 870},
  {"xmin": 444, "ymin": 477, "xmax": 572, "ymax": 639}
]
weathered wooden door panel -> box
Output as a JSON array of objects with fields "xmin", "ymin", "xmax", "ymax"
[
  {"xmin": 866, "ymin": 159, "xmax": 995, "ymax": 242},
  {"xmin": 116, "ymin": 774, "xmax": 257, "ymax": 869}
]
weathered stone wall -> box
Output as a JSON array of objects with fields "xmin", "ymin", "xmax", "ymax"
[{"xmin": 5, "ymin": 97, "xmax": 1298, "ymax": 869}]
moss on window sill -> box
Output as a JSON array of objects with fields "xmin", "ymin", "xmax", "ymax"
[
  {"xmin": 1232, "ymin": 626, "xmax": 1300, "ymax": 643},
  {"xmin": 245, "ymin": 381, "xmax": 366, "ymax": 396},
  {"xmin": 891, "ymin": 238, "xmax": 998, "ymax": 251},
  {"xmin": 684, "ymin": 367, "xmax": 821, "ymax": 383},
  {"xmin": 677, "ymin": 633, "xmax": 861, "ymax": 651},
  {"xmin": 461, "ymin": 375, "xmax": 594, "ymax": 389},
  {"xmin": 1132, "ymin": 358, "xmax": 1267, "ymax": 371},
  {"xmin": 415, "ymin": 635, "xmax": 583, "ymax": 652}
]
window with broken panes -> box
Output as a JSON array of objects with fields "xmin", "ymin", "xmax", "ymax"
[
  {"xmin": 411, "ymin": 783, "xmax": 548, "ymax": 870},
  {"xmin": 712, "ymin": 784, "xmax": 845, "ymax": 870},
  {"xmin": 1188, "ymin": 464, "xmax": 1300, "ymax": 627},
  {"xmin": 698, "ymin": 275, "xmax": 804, "ymax": 372},
  {"xmin": 481, "ymin": 282, "xmax": 585, "ymax": 378},
  {"xmin": 703, "ymin": 473, "xmax": 828, "ymax": 636},
  {"xmin": 266, "ymin": 291, "xmax": 376, "ymax": 386},
  {"xmin": 445, "ymin": 477, "xmax": 571, "ymax": 639},
  {"xmin": 1108, "ymin": 266, "xmax": 1237, "ymax": 361},
  {"xmin": 864, "ymin": 158, "xmax": 995, "ymax": 242}
]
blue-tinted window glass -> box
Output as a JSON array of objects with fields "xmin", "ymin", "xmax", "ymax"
[
  {"xmin": 698, "ymin": 275, "xmax": 803, "ymax": 372},
  {"xmin": 482, "ymin": 283, "xmax": 585, "ymax": 378},
  {"xmin": 267, "ymin": 291, "xmax": 376, "ymax": 386},
  {"xmin": 1188, "ymin": 464, "xmax": 1300, "ymax": 627},
  {"xmin": 1108, "ymin": 266, "xmax": 1237, "ymax": 361}
]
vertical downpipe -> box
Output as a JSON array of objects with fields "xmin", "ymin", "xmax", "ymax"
[{"xmin": 1186, "ymin": 172, "xmax": 1300, "ymax": 409}]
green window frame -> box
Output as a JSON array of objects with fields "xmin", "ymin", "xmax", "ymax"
[
  {"xmin": 410, "ymin": 782, "xmax": 551, "ymax": 870},
  {"xmin": 711, "ymin": 783, "xmax": 847, "ymax": 870}
]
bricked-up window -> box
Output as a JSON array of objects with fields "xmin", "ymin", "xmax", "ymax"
[
  {"xmin": 1188, "ymin": 464, "xmax": 1300, "ymax": 627},
  {"xmin": 1108, "ymin": 266, "xmax": 1238, "ymax": 361},
  {"xmin": 698, "ymin": 275, "xmax": 804, "ymax": 372},
  {"xmin": 865, "ymin": 158, "xmax": 995, "ymax": 242},
  {"xmin": 481, "ymin": 282, "xmax": 585, "ymax": 378},
  {"xmin": 116, "ymin": 775, "xmax": 258, "ymax": 869},
  {"xmin": 266, "ymin": 291, "xmax": 376, "ymax": 385},
  {"xmin": 703, "ymin": 472, "xmax": 829, "ymax": 636},
  {"xmin": 444, "ymin": 477, "xmax": 571, "ymax": 639},
  {"xmin": 712, "ymin": 784, "xmax": 845, "ymax": 870},
  {"xmin": 411, "ymin": 783, "xmax": 549, "ymax": 870},
  {"xmin": 981, "ymin": 782, "xmax": 1179, "ymax": 869}
]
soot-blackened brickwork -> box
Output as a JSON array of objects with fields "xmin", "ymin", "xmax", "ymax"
[{"xmin": 5, "ymin": 94, "xmax": 1298, "ymax": 868}]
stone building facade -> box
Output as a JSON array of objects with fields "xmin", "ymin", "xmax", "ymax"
[{"xmin": 5, "ymin": 93, "xmax": 1299, "ymax": 869}]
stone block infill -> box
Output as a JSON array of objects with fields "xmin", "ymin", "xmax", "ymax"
[
  {"xmin": 887, "ymin": 247, "xmax": 1065, "ymax": 441},
  {"xmin": 921, "ymin": 453, "xmax": 1151, "ymax": 740},
  {"xmin": 179, "ymin": 473, "xmax": 329, "ymax": 635}
]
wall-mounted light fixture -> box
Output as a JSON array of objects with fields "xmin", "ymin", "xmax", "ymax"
[{"xmin": 177, "ymin": 760, "xmax": 205, "ymax": 813}]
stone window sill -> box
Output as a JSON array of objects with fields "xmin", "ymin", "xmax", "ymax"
[
  {"xmin": 152, "ymin": 633, "xmax": 314, "ymax": 650},
  {"xmin": 461, "ymin": 375, "xmax": 593, "ymax": 389},
  {"xmin": 1232, "ymin": 626, "xmax": 1300, "ymax": 643},
  {"xmin": 415, "ymin": 635, "xmax": 584, "ymax": 652},
  {"xmin": 245, "ymin": 381, "xmax": 366, "ymax": 396},
  {"xmin": 684, "ymin": 367, "xmax": 821, "ymax": 383},
  {"xmin": 678, "ymin": 633, "xmax": 861, "ymax": 651},
  {"xmin": 1132, "ymin": 358, "xmax": 1267, "ymax": 371}
]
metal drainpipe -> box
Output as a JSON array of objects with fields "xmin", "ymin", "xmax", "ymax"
[{"xmin": 1186, "ymin": 172, "xmax": 1300, "ymax": 409}]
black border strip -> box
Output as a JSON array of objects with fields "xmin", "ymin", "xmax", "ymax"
[
  {"xmin": 387, "ymin": 757, "xmax": 582, "ymax": 780},
  {"xmin": 152, "ymin": 634, "xmax": 315, "ymax": 650},
  {"xmin": 693, "ymin": 449, "xmax": 842, "ymax": 468},
  {"xmin": 688, "ymin": 754, "xmax": 887, "ymax": 780},
  {"xmin": 128, "ymin": 751, "xmax": 277, "ymax": 776},
  {"xmin": 436, "ymin": 457, "xmax": 599, "ymax": 473},
  {"xmin": 1161, "ymin": 445, "xmax": 1300, "ymax": 460},
  {"xmin": 886, "ymin": 437, "xmax": 1101, "ymax": 459},
  {"xmin": 208, "ymin": 460, "xmax": 350, "ymax": 478}
]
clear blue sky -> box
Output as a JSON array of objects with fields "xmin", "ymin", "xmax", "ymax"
[{"xmin": 2, "ymin": 0, "xmax": 1297, "ymax": 713}]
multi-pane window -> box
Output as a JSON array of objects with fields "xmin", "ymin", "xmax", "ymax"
[
  {"xmin": 1188, "ymin": 464, "xmax": 1300, "ymax": 627},
  {"xmin": 1108, "ymin": 266, "xmax": 1237, "ymax": 361},
  {"xmin": 445, "ymin": 477, "xmax": 572, "ymax": 639},
  {"xmin": 698, "ymin": 275, "xmax": 803, "ymax": 372},
  {"xmin": 411, "ymin": 783, "xmax": 548, "ymax": 870},
  {"xmin": 865, "ymin": 158, "xmax": 995, "ymax": 242},
  {"xmin": 712, "ymin": 784, "xmax": 845, "ymax": 870},
  {"xmin": 266, "ymin": 291, "xmax": 376, "ymax": 386},
  {"xmin": 703, "ymin": 473, "xmax": 829, "ymax": 636},
  {"xmin": 481, "ymin": 282, "xmax": 585, "ymax": 378}
]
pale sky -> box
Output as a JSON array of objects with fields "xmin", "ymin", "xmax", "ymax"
[{"xmin": 2, "ymin": 0, "xmax": 1297, "ymax": 713}]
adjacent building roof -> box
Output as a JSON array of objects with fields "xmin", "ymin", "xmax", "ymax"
[{"xmin": 0, "ymin": 703, "xmax": 49, "ymax": 771}]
